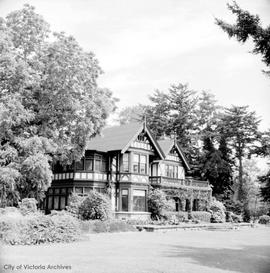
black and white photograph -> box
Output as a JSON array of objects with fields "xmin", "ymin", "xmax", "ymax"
[{"xmin": 0, "ymin": 0, "xmax": 269, "ymax": 272}]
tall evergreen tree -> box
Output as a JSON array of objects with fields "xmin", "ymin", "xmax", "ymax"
[
  {"xmin": 220, "ymin": 106, "xmax": 261, "ymax": 202},
  {"xmin": 216, "ymin": 1, "xmax": 270, "ymax": 75}
]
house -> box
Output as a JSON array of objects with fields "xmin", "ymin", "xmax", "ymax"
[{"xmin": 44, "ymin": 122, "xmax": 212, "ymax": 219}]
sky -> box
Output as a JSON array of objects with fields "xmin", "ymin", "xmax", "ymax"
[{"xmin": 0, "ymin": 0, "xmax": 269, "ymax": 130}]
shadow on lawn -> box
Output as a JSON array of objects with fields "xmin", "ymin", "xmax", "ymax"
[{"xmin": 165, "ymin": 245, "xmax": 270, "ymax": 273}]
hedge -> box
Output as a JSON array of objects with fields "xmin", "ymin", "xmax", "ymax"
[
  {"xmin": 191, "ymin": 211, "xmax": 211, "ymax": 223},
  {"xmin": 0, "ymin": 209, "xmax": 80, "ymax": 245}
]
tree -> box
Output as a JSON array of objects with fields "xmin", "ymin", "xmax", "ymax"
[
  {"xmin": 145, "ymin": 84, "xmax": 198, "ymax": 163},
  {"xmin": 200, "ymin": 135, "xmax": 233, "ymax": 197},
  {"xmin": 259, "ymin": 169, "xmax": 270, "ymax": 205},
  {"xmin": 216, "ymin": 1, "xmax": 270, "ymax": 75},
  {"xmin": 0, "ymin": 5, "xmax": 116, "ymax": 206},
  {"xmin": 220, "ymin": 106, "xmax": 261, "ymax": 202},
  {"xmin": 118, "ymin": 104, "xmax": 147, "ymax": 125}
]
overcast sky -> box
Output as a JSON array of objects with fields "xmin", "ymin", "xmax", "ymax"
[{"xmin": 0, "ymin": 0, "xmax": 269, "ymax": 129}]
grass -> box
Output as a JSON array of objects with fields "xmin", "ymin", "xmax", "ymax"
[{"xmin": 1, "ymin": 226, "xmax": 270, "ymax": 273}]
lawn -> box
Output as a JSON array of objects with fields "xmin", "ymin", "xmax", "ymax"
[{"xmin": 1, "ymin": 226, "xmax": 270, "ymax": 273}]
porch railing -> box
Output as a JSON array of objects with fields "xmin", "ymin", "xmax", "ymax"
[{"xmin": 149, "ymin": 176, "xmax": 209, "ymax": 188}]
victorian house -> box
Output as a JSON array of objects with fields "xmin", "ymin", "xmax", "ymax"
[{"xmin": 44, "ymin": 122, "xmax": 212, "ymax": 219}]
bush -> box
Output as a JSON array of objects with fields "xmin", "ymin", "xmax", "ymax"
[
  {"xmin": 78, "ymin": 191, "xmax": 112, "ymax": 220},
  {"xmin": 210, "ymin": 198, "xmax": 226, "ymax": 223},
  {"xmin": 163, "ymin": 211, "xmax": 188, "ymax": 224},
  {"xmin": 243, "ymin": 206, "xmax": 251, "ymax": 222},
  {"xmin": 258, "ymin": 215, "xmax": 270, "ymax": 224},
  {"xmin": 191, "ymin": 211, "xmax": 211, "ymax": 223},
  {"xmin": 148, "ymin": 189, "xmax": 170, "ymax": 220},
  {"xmin": 19, "ymin": 198, "xmax": 38, "ymax": 215},
  {"xmin": 84, "ymin": 220, "xmax": 137, "ymax": 233},
  {"xmin": 66, "ymin": 193, "xmax": 85, "ymax": 217},
  {"xmin": 0, "ymin": 210, "xmax": 80, "ymax": 245},
  {"xmin": 226, "ymin": 211, "xmax": 243, "ymax": 223}
]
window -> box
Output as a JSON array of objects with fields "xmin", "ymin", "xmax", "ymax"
[
  {"xmin": 85, "ymin": 158, "xmax": 93, "ymax": 171},
  {"xmin": 75, "ymin": 187, "xmax": 83, "ymax": 195},
  {"xmin": 84, "ymin": 187, "xmax": 93, "ymax": 194},
  {"xmin": 95, "ymin": 155, "xmax": 106, "ymax": 172},
  {"xmin": 122, "ymin": 153, "xmax": 129, "ymax": 172},
  {"xmin": 132, "ymin": 154, "xmax": 147, "ymax": 174},
  {"xmin": 133, "ymin": 154, "xmax": 139, "ymax": 173},
  {"xmin": 60, "ymin": 197, "xmax": 66, "ymax": 210},
  {"xmin": 75, "ymin": 159, "xmax": 84, "ymax": 170},
  {"xmin": 166, "ymin": 164, "xmax": 178, "ymax": 178},
  {"xmin": 48, "ymin": 196, "xmax": 53, "ymax": 210},
  {"xmin": 53, "ymin": 196, "xmax": 59, "ymax": 210},
  {"xmin": 121, "ymin": 189, "xmax": 128, "ymax": 211},
  {"xmin": 111, "ymin": 156, "xmax": 117, "ymax": 172},
  {"xmin": 133, "ymin": 190, "xmax": 146, "ymax": 211},
  {"xmin": 140, "ymin": 155, "xmax": 147, "ymax": 174}
]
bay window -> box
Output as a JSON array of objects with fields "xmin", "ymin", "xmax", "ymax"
[
  {"xmin": 133, "ymin": 190, "xmax": 146, "ymax": 211},
  {"xmin": 132, "ymin": 154, "xmax": 147, "ymax": 174}
]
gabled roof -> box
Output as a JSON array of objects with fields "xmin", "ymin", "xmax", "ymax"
[
  {"xmin": 158, "ymin": 139, "xmax": 190, "ymax": 170},
  {"xmin": 86, "ymin": 122, "xmax": 164, "ymax": 159}
]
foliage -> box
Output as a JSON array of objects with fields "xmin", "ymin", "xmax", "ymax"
[
  {"xmin": 200, "ymin": 136, "xmax": 233, "ymax": 196},
  {"xmin": 210, "ymin": 198, "xmax": 226, "ymax": 223},
  {"xmin": 19, "ymin": 198, "xmax": 37, "ymax": 215},
  {"xmin": 0, "ymin": 210, "xmax": 80, "ymax": 245},
  {"xmin": 66, "ymin": 193, "xmax": 85, "ymax": 217},
  {"xmin": 191, "ymin": 211, "xmax": 211, "ymax": 223},
  {"xmin": 118, "ymin": 104, "xmax": 147, "ymax": 125},
  {"xmin": 163, "ymin": 211, "xmax": 188, "ymax": 224},
  {"xmin": 258, "ymin": 215, "xmax": 270, "ymax": 225},
  {"xmin": 223, "ymin": 199, "xmax": 244, "ymax": 215},
  {"xmin": 226, "ymin": 211, "xmax": 243, "ymax": 223},
  {"xmin": 78, "ymin": 191, "xmax": 112, "ymax": 220},
  {"xmin": 145, "ymin": 84, "xmax": 199, "ymax": 162},
  {"xmin": 242, "ymin": 206, "xmax": 251, "ymax": 222},
  {"xmin": 0, "ymin": 4, "xmax": 116, "ymax": 205},
  {"xmin": 147, "ymin": 188, "xmax": 170, "ymax": 219},
  {"xmin": 220, "ymin": 106, "xmax": 260, "ymax": 203},
  {"xmin": 216, "ymin": 1, "xmax": 270, "ymax": 75},
  {"xmin": 259, "ymin": 169, "xmax": 270, "ymax": 204}
]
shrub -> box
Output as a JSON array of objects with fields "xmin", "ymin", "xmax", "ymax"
[
  {"xmin": 258, "ymin": 215, "xmax": 270, "ymax": 224},
  {"xmin": 210, "ymin": 198, "xmax": 226, "ymax": 223},
  {"xmin": 78, "ymin": 191, "xmax": 112, "ymax": 220},
  {"xmin": 163, "ymin": 211, "xmax": 188, "ymax": 224},
  {"xmin": 19, "ymin": 198, "xmax": 38, "ymax": 215},
  {"xmin": 243, "ymin": 206, "xmax": 251, "ymax": 222},
  {"xmin": 0, "ymin": 210, "xmax": 80, "ymax": 245},
  {"xmin": 191, "ymin": 211, "xmax": 211, "ymax": 223},
  {"xmin": 148, "ymin": 189, "xmax": 169, "ymax": 220},
  {"xmin": 84, "ymin": 220, "xmax": 137, "ymax": 233},
  {"xmin": 226, "ymin": 211, "xmax": 243, "ymax": 223},
  {"xmin": 66, "ymin": 193, "xmax": 85, "ymax": 217}
]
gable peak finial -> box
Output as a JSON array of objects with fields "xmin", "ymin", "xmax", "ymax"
[{"xmin": 143, "ymin": 115, "xmax": 147, "ymax": 128}]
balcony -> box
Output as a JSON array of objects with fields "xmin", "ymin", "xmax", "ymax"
[
  {"xmin": 149, "ymin": 176, "xmax": 210, "ymax": 189},
  {"xmin": 53, "ymin": 172, "xmax": 108, "ymax": 182}
]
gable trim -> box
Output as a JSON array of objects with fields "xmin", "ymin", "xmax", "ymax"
[{"xmin": 121, "ymin": 124, "xmax": 165, "ymax": 159}]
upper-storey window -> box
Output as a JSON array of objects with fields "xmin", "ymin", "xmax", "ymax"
[
  {"xmin": 133, "ymin": 154, "xmax": 147, "ymax": 174},
  {"xmin": 85, "ymin": 157, "xmax": 94, "ymax": 171},
  {"xmin": 166, "ymin": 164, "xmax": 178, "ymax": 178},
  {"xmin": 75, "ymin": 159, "xmax": 84, "ymax": 171},
  {"xmin": 122, "ymin": 153, "xmax": 129, "ymax": 172},
  {"xmin": 95, "ymin": 155, "xmax": 106, "ymax": 172}
]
